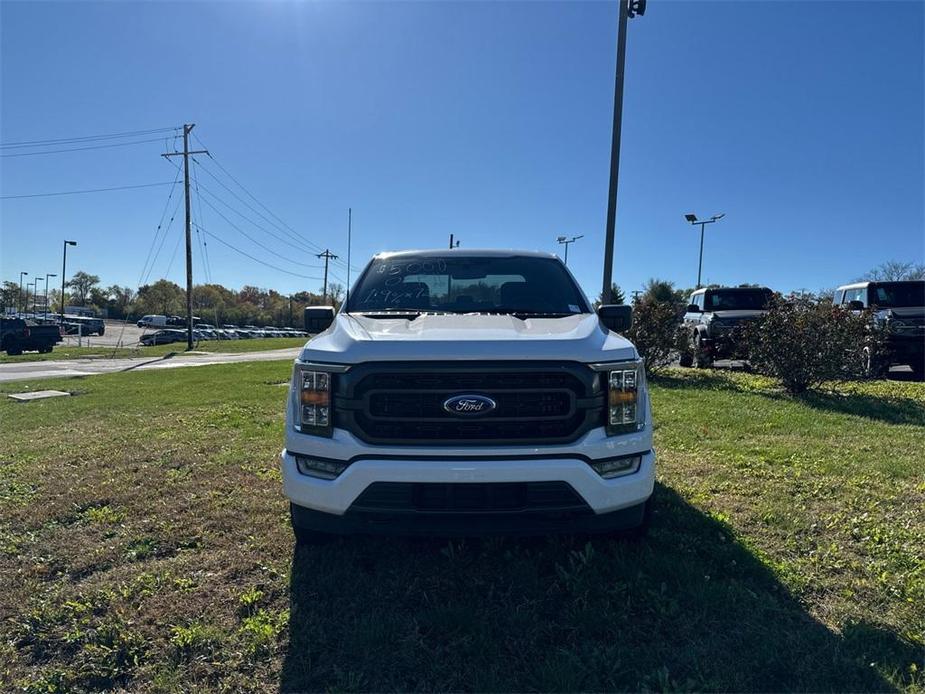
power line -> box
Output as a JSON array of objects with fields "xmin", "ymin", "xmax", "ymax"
[
  {"xmin": 0, "ymin": 126, "xmax": 179, "ymax": 149},
  {"xmin": 191, "ymin": 160, "xmax": 213, "ymax": 285},
  {"xmin": 142, "ymin": 195, "xmax": 184, "ymax": 286},
  {"xmin": 193, "ymin": 175, "xmax": 324, "ymax": 263},
  {"xmin": 191, "ymin": 155, "xmax": 324, "ymax": 257},
  {"xmin": 195, "ymin": 224, "xmax": 323, "ymax": 280},
  {"xmin": 192, "ymin": 134, "xmax": 360, "ymax": 272},
  {"xmin": 196, "ymin": 193, "xmax": 325, "ymax": 271},
  {"xmin": 1, "ymin": 137, "xmax": 170, "ymax": 158},
  {"xmin": 1, "ymin": 181, "xmax": 176, "ymax": 200},
  {"xmin": 137, "ymin": 168, "xmax": 183, "ymax": 285}
]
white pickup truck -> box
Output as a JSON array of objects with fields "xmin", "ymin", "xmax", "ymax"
[{"xmin": 281, "ymin": 249, "xmax": 655, "ymax": 540}]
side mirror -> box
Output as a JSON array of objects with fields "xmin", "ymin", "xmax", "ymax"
[
  {"xmin": 686, "ymin": 303, "xmax": 700, "ymax": 313},
  {"xmin": 597, "ymin": 304, "xmax": 633, "ymax": 333},
  {"xmin": 847, "ymin": 300, "xmax": 864, "ymax": 311},
  {"xmin": 304, "ymin": 306, "xmax": 336, "ymax": 334}
]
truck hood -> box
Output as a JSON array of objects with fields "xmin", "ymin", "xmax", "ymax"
[
  {"xmin": 875, "ymin": 306, "xmax": 925, "ymax": 320},
  {"xmin": 299, "ymin": 313, "xmax": 638, "ymax": 364},
  {"xmin": 708, "ymin": 310, "xmax": 767, "ymax": 320}
]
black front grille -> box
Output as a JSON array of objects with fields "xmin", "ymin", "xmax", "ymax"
[
  {"xmin": 334, "ymin": 362, "xmax": 605, "ymax": 445},
  {"xmin": 350, "ymin": 481, "xmax": 587, "ymax": 513}
]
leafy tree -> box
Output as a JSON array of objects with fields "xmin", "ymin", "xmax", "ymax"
[
  {"xmin": 66, "ymin": 271, "xmax": 100, "ymax": 306},
  {"xmin": 642, "ymin": 278, "xmax": 684, "ymax": 305},
  {"xmin": 595, "ymin": 283, "xmax": 625, "ymax": 307},
  {"xmin": 860, "ymin": 260, "xmax": 925, "ymax": 282},
  {"xmin": 326, "ymin": 282, "xmax": 346, "ymax": 309},
  {"xmin": 136, "ymin": 279, "xmax": 185, "ymax": 316},
  {"xmin": 1, "ymin": 281, "xmax": 20, "ymax": 313},
  {"xmin": 107, "ymin": 285, "xmax": 135, "ymax": 317}
]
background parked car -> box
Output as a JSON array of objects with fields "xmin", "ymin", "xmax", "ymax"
[
  {"xmin": 140, "ymin": 329, "xmax": 186, "ymax": 346},
  {"xmin": 678, "ymin": 286, "xmax": 774, "ymax": 368},
  {"xmin": 835, "ymin": 280, "xmax": 925, "ymax": 377}
]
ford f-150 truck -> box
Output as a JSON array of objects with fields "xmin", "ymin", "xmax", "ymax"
[{"xmin": 281, "ymin": 249, "xmax": 655, "ymax": 540}]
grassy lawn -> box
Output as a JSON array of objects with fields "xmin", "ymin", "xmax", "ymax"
[
  {"xmin": 0, "ymin": 337, "xmax": 307, "ymax": 364},
  {"xmin": 0, "ymin": 364, "xmax": 922, "ymax": 692}
]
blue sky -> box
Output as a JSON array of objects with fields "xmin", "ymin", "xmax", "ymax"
[{"xmin": 1, "ymin": 0, "xmax": 923, "ymax": 302}]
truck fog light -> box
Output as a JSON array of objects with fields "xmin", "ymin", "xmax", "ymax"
[
  {"xmin": 591, "ymin": 455, "xmax": 641, "ymax": 479},
  {"xmin": 294, "ymin": 455, "xmax": 347, "ymax": 480}
]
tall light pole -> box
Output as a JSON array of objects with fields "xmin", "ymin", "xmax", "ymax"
[
  {"xmin": 61, "ymin": 240, "xmax": 77, "ymax": 323},
  {"xmin": 44, "ymin": 273, "xmax": 57, "ymax": 320},
  {"xmin": 601, "ymin": 0, "xmax": 646, "ymax": 305},
  {"xmin": 18, "ymin": 272, "xmax": 28, "ymax": 315},
  {"xmin": 684, "ymin": 213, "xmax": 725, "ymax": 288},
  {"xmin": 557, "ymin": 235, "xmax": 584, "ymax": 266},
  {"xmin": 29, "ymin": 278, "xmax": 39, "ymax": 316}
]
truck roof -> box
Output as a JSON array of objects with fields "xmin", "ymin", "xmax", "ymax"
[
  {"xmin": 690, "ymin": 286, "xmax": 772, "ymax": 295},
  {"xmin": 374, "ymin": 248, "xmax": 559, "ymax": 260},
  {"xmin": 836, "ymin": 280, "xmax": 924, "ymax": 291}
]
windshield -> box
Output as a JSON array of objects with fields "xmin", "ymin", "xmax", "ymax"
[
  {"xmin": 869, "ymin": 281, "xmax": 925, "ymax": 308},
  {"xmin": 705, "ymin": 289, "xmax": 772, "ymax": 311},
  {"xmin": 346, "ymin": 255, "xmax": 590, "ymax": 315}
]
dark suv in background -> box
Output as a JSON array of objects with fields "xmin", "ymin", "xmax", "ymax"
[
  {"xmin": 678, "ymin": 286, "xmax": 774, "ymax": 368},
  {"xmin": 835, "ymin": 280, "xmax": 925, "ymax": 378}
]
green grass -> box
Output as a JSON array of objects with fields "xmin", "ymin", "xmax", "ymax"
[
  {"xmin": 0, "ymin": 337, "xmax": 306, "ymax": 363},
  {"xmin": 0, "ymin": 365, "xmax": 922, "ymax": 692}
]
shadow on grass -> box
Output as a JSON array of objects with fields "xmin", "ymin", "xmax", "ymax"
[
  {"xmin": 281, "ymin": 484, "xmax": 916, "ymax": 692},
  {"xmin": 651, "ymin": 370, "xmax": 925, "ymax": 426}
]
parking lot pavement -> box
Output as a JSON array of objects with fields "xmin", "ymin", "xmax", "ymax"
[
  {"xmin": 57, "ymin": 319, "xmax": 147, "ymax": 348},
  {"xmin": 0, "ymin": 347, "xmax": 301, "ymax": 383}
]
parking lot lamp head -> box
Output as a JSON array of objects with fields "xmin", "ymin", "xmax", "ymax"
[{"xmin": 684, "ymin": 213, "xmax": 698, "ymax": 223}]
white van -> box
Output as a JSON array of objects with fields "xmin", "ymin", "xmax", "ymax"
[{"xmin": 137, "ymin": 314, "xmax": 168, "ymax": 328}]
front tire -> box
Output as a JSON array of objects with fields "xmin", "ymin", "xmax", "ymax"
[
  {"xmin": 619, "ymin": 498, "xmax": 653, "ymax": 541},
  {"xmin": 290, "ymin": 504, "xmax": 333, "ymax": 546},
  {"xmin": 862, "ymin": 347, "xmax": 886, "ymax": 379},
  {"xmin": 694, "ymin": 336, "xmax": 713, "ymax": 369}
]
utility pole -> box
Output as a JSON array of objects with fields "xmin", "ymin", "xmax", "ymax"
[
  {"xmin": 317, "ymin": 249, "xmax": 339, "ymax": 304},
  {"xmin": 601, "ymin": 0, "xmax": 646, "ymax": 304},
  {"xmin": 163, "ymin": 124, "xmax": 207, "ymax": 350},
  {"xmin": 60, "ymin": 241, "xmax": 76, "ymax": 323}
]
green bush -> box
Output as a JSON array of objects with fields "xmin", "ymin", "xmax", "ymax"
[
  {"xmin": 627, "ymin": 298, "xmax": 681, "ymax": 375},
  {"xmin": 745, "ymin": 298, "xmax": 881, "ymax": 393}
]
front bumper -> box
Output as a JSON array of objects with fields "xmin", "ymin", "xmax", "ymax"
[{"xmin": 281, "ymin": 448, "xmax": 656, "ymax": 529}]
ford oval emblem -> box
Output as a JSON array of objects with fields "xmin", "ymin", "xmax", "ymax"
[{"xmin": 443, "ymin": 394, "xmax": 497, "ymax": 417}]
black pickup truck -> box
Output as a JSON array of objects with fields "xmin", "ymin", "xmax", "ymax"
[{"xmin": 1, "ymin": 318, "xmax": 64, "ymax": 356}]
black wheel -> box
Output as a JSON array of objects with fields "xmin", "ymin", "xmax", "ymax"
[
  {"xmin": 620, "ymin": 498, "xmax": 653, "ymax": 541},
  {"xmin": 862, "ymin": 347, "xmax": 886, "ymax": 379},
  {"xmin": 678, "ymin": 351, "xmax": 694, "ymax": 368},
  {"xmin": 38, "ymin": 345, "xmax": 52, "ymax": 354},
  {"xmin": 6, "ymin": 347, "xmax": 23, "ymax": 356},
  {"xmin": 694, "ymin": 336, "xmax": 713, "ymax": 369},
  {"xmin": 98, "ymin": 327, "xmax": 105, "ymax": 336},
  {"xmin": 290, "ymin": 504, "xmax": 333, "ymax": 546}
]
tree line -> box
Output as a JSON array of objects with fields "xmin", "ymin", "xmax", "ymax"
[{"xmin": 1, "ymin": 272, "xmax": 346, "ymax": 328}]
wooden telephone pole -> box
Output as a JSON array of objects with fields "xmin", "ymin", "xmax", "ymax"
[
  {"xmin": 317, "ymin": 249, "xmax": 339, "ymax": 305},
  {"xmin": 162, "ymin": 124, "xmax": 207, "ymax": 350}
]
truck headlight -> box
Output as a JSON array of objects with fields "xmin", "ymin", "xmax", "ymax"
[
  {"xmin": 296, "ymin": 368, "xmax": 332, "ymax": 436},
  {"xmin": 607, "ymin": 361, "xmax": 645, "ymax": 435}
]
